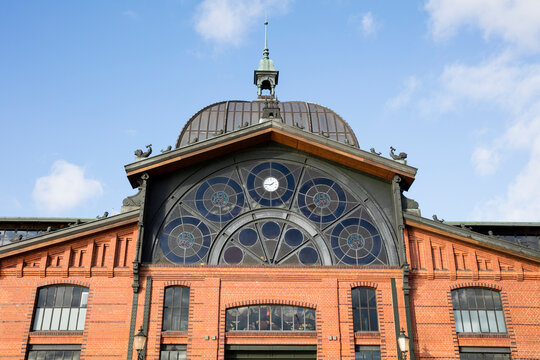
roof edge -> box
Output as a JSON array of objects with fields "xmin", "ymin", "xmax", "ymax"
[
  {"xmin": 126, "ymin": 119, "xmax": 417, "ymax": 188},
  {"xmin": 0, "ymin": 210, "xmax": 140, "ymax": 259},
  {"xmin": 404, "ymin": 213, "xmax": 540, "ymax": 263}
]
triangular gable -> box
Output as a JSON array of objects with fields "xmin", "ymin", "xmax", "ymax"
[{"xmin": 125, "ymin": 119, "xmax": 417, "ymax": 189}]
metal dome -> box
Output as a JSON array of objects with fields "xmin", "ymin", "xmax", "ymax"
[{"xmin": 176, "ymin": 100, "xmax": 359, "ymax": 148}]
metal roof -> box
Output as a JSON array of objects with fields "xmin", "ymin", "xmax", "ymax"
[{"xmin": 176, "ymin": 100, "xmax": 359, "ymax": 148}]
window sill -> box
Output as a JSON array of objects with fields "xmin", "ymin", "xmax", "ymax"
[
  {"xmin": 28, "ymin": 331, "xmax": 83, "ymax": 345},
  {"xmin": 226, "ymin": 331, "xmax": 317, "ymax": 338},
  {"xmin": 457, "ymin": 333, "xmax": 509, "ymax": 338},
  {"xmin": 30, "ymin": 331, "xmax": 84, "ymax": 336},
  {"xmin": 354, "ymin": 331, "xmax": 380, "ymax": 338}
]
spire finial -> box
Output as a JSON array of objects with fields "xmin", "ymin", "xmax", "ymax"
[{"xmin": 263, "ymin": 19, "xmax": 269, "ymax": 59}]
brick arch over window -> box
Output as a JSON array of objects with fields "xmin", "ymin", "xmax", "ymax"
[
  {"xmin": 32, "ymin": 284, "xmax": 89, "ymax": 332},
  {"xmin": 225, "ymin": 299, "xmax": 316, "ymax": 310},
  {"xmin": 350, "ymin": 281, "xmax": 378, "ymax": 289},
  {"xmin": 450, "ymin": 282, "xmax": 502, "ymax": 291}
]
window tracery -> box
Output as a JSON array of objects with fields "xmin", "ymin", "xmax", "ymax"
[{"xmin": 153, "ymin": 158, "xmax": 396, "ymax": 266}]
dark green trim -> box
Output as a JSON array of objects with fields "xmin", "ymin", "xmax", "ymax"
[
  {"xmin": 402, "ymin": 265, "xmax": 415, "ymax": 360},
  {"xmin": 391, "ymin": 278, "xmax": 402, "ymax": 360},
  {"xmin": 126, "ymin": 291, "xmax": 139, "ymax": 360},
  {"xmin": 391, "ymin": 175, "xmax": 407, "ymax": 265},
  {"xmin": 141, "ymin": 276, "xmax": 152, "ymax": 360}
]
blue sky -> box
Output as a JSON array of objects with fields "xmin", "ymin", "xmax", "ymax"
[{"xmin": 1, "ymin": 0, "xmax": 540, "ymax": 221}]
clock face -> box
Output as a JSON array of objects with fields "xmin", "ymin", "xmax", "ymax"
[{"xmin": 263, "ymin": 176, "xmax": 279, "ymax": 192}]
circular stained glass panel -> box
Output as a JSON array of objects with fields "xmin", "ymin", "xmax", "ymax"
[
  {"xmin": 196, "ymin": 177, "xmax": 244, "ymax": 222},
  {"xmin": 159, "ymin": 216, "xmax": 211, "ymax": 264},
  {"xmin": 298, "ymin": 178, "xmax": 346, "ymax": 223},
  {"xmin": 330, "ymin": 218, "xmax": 382, "ymax": 265}
]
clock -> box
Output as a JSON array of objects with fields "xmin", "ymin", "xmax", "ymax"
[{"xmin": 263, "ymin": 177, "xmax": 279, "ymax": 192}]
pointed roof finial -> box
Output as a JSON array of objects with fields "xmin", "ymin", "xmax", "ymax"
[
  {"xmin": 254, "ymin": 17, "xmax": 278, "ymax": 98},
  {"xmin": 263, "ymin": 18, "xmax": 269, "ymax": 59}
]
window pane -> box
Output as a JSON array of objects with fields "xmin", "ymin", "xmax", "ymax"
[
  {"xmin": 458, "ymin": 289, "xmax": 467, "ymax": 309},
  {"xmin": 172, "ymin": 308, "xmax": 181, "ymax": 330},
  {"xmin": 80, "ymin": 290, "xmax": 88, "ymax": 308},
  {"xmin": 360, "ymin": 288, "xmax": 368, "ymax": 307},
  {"xmin": 479, "ymin": 310, "xmax": 489, "ymax": 332},
  {"xmin": 353, "ymin": 308, "xmax": 361, "ymax": 332},
  {"xmin": 59, "ymin": 308, "xmax": 70, "ymax": 330},
  {"xmin": 282, "ymin": 307, "xmax": 293, "ymax": 331},
  {"xmin": 470, "ymin": 310, "xmax": 480, "ymax": 332},
  {"xmin": 71, "ymin": 287, "xmax": 81, "ymax": 308},
  {"xmin": 271, "ymin": 306, "xmax": 282, "ymax": 330},
  {"xmin": 46, "ymin": 288, "xmax": 56, "ymax": 307},
  {"xmin": 237, "ymin": 307, "xmax": 248, "ymax": 331},
  {"xmin": 495, "ymin": 311, "xmax": 506, "ymax": 333},
  {"xmin": 260, "ymin": 306, "xmax": 269, "ymax": 330},
  {"xmin": 37, "ymin": 288, "xmax": 47, "ymax": 307},
  {"xmin": 68, "ymin": 308, "xmax": 79, "ymax": 330},
  {"xmin": 454, "ymin": 310, "xmax": 463, "ymax": 333},
  {"xmin": 361, "ymin": 309, "xmax": 369, "ymax": 331},
  {"xmin": 164, "ymin": 288, "xmax": 173, "ymax": 307},
  {"xmin": 33, "ymin": 308, "xmax": 44, "ymax": 331},
  {"xmin": 180, "ymin": 308, "xmax": 189, "ymax": 331},
  {"xmin": 163, "ymin": 308, "xmax": 172, "ymax": 331},
  {"xmin": 181, "ymin": 288, "xmax": 190, "ymax": 306},
  {"xmin": 487, "ymin": 311, "xmax": 498, "ymax": 332},
  {"xmin": 77, "ymin": 308, "xmax": 86, "ymax": 330},
  {"xmin": 305, "ymin": 309, "xmax": 316, "ymax": 331},
  {"xmin": 369, "ymin": 309, "xmax": 378, "ymax": 331},
  {"xmin": 352, "ymin": 289, "xmax": 359, "ymax": 308},
  {"xmin": 55, "ymin": 287, "xmax": 65, "ymax": 307},
  {"xmin": 462, "ymin": 311, "xmax": 472, "ymax": 332},
  {"xmin": 42, "ymin": 308, "xmax": 53, "ymax": 330},
  {"xmin": 63, "ymin": 287, "xmax": 73, "ymax": 307},
  {"xmin": 484, "ymin": 290, "xmax": 494, "ymax": 309},
  {"xmin": 294, "ymin": 307, "xmax": 305, "ymax": 330},
  {"xmin": 249, "ymin": 307, "xmax": 260, "ymax": 330},
  {"xmin": 367, "ymin": 290, "xmax": 376, "ymax": 307}
]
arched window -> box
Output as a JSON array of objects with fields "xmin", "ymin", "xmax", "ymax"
[
  {"xmin": 352, "ymin": 287, "xmax": 378, "ymax": 332},
  {"xmin": 32, "ymin": 285, "xmax": 89, "ymax": 331},
  {"xmin": 162, "ymin": 286, "xmax": 190, "ymax": 331},
  {"xmin": 452, "ymin": 288, "xmax": 506, "ymax": 333},
  {"xmin": 226, "ymin": 305, "xmax": 316, "ymax": 332}
]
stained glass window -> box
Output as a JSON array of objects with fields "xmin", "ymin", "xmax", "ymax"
[
  {"xmin": 32, "ymin": 286, "xmax": 88, "ymax": 331},
  {"xmin": 226, "ymin": 305, "xmax": 316, "ymax": 332},
  {"xmin": 154, "ymin": 157, "xmax": 394, "ymax": 267}
]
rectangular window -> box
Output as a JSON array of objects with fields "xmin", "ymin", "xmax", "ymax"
[
  {"xmin": 160, "ymin": 345, "xmax": 187, "ymax": 360},
  {"xmin": 459, "ymin": 347, "xmax": 511, "ymax": 360},
  {"xmin": 27, "ymin": 345, "xmax": 81, "ymax": 360},
  {"xmin": 452, "ymin": 288, "xmax": 506, "ymax": 334},
  {"xmin": 355, "ymin": 345, "xmax": 381, "ymax": 360},
  {"xmin": 32, "ymin": 286, "xmax": 89, "ymax": 332},
  {"xmin": 162, "ymin": 287, "xmax": 190, "ymax": 331},
  {"xmin": 352, "ymin": 288, "xmax": 378, "ymax": 332}
]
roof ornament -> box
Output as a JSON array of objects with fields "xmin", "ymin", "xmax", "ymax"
[
  {"xmin": 370, "ymin": 148, "xmax": 382, "ymax": 155},
  {"xmin": 432, "ymin": 214, "xmax": 444, "ymax": 223},
  {"xmin": 390, "ymin": 146, "xmax": 407, "ymax": 164},
  {"xmin": 254, "ymin": 19, "xmax": 279, "ymax": 99},
  {"xmin": 160, "ymin": 145, "xmax": 172, "ymax": 153},
  {"xmin": 134, "ymin": 144, "xmax": 152, "ymax": 161}
]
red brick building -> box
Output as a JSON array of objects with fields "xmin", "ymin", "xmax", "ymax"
[{"xmin": 0, "ymin": 43, "xmax": 539, "ymax": 360}]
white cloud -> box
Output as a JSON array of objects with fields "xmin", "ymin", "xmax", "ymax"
[
  {"xmin": 386, "ymin": 76, "xmax": 420, "ymax": 110},
  {"xmin": 471, "ymin": 147, "xmax": 500, "ymax": 175},
  {"xmin": 361, "ymin": 12, "xmax": 376, "ymax": 36},
  {"xmin": 425, "ymin": 0, "xmax": 540, "ymax": 51},
  {"xmin": 422, "ymin": 0, "xmax": 540, "ymax": 220},
  {"xmin": 194, "ymin": 0, "xmax": 290, "ymax": 46},
  {"xmin": 349, "ymin": 11, "xmax": 379, "ymax": 37},
  {"xmin": 33, "ymin": 160, "xmax": 103, "ymax": 213}
]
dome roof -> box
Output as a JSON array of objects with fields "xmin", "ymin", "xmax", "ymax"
[{"xmin": 176, "ymin": 100, "xmax": 359, "ymax": 148}]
